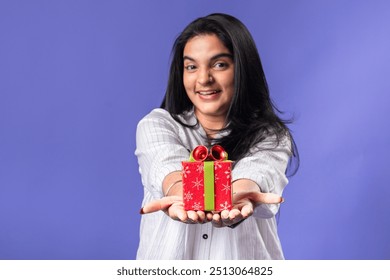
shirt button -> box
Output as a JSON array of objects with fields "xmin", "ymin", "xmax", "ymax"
[{"xmin": 202, "ymin": 234, "xmax": 208, "ymax": 239}]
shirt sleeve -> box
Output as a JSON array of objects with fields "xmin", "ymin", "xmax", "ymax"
[
  {"xmin": 135, "ymin": 109, "xmax": 190, "ymax": 199},
  {"xmin": 231, "ymin": 135, "xmax": 292, "ymax": 219}
]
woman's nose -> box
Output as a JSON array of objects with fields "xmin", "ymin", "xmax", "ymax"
[{"xmin": 197, "ymin": 69, "xmax": 213, "ymax": 85}]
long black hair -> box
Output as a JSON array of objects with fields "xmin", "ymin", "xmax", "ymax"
[{"xmin": 161, "ymin": 13, "xmax": 299, "ymax": 175}]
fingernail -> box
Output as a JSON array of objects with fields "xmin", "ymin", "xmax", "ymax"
[{"xmin": 140, "ymin": 208, "xmax": 145, "ymax": 214}]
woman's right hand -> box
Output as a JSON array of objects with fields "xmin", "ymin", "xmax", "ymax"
[
  {"xmin": 140, "ymin": 195, "xmax": 210, "ymax": 224},
  {"xmin": 140, "ymin": 171, "xmax": 210, "ymax": 224}
]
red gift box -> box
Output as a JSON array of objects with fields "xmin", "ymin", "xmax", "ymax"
[{"xmin": 182, "ymin": 145, "xmax": 232, "ymax": 211}]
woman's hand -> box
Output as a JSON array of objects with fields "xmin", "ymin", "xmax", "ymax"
[
  {"xmin": 211, "ymin": 190, "xmax": 283, "ymax": 227},
  {"xmin": 140, "ymin": 171, "xmax": 209, "ymax": 224},
  {"xmin": 140, "ymin": 176, "xmax": 283, "ymax": 227},
  {"xmin": 140, "ymin": 190, "xmax": 282, "ymax": 226},
  {"xmin": 211, "ymin": 179, "xmax": 283, "ymax": 228},
  {"xmin": 140, "ymin": 195, "xmax": 210, "ymax": 224}
]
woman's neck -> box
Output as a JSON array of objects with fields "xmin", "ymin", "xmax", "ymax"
[{"xmin": 195, "ymin": 111, "xmax": 227, "ymax": 138}]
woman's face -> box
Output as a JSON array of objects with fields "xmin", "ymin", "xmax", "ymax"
[{"xmin": 183, "ymin": 34, "xmax": 234, "ymax": 122}]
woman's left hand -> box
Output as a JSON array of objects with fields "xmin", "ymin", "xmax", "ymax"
[{"xmin": 210, "ymin": 190, "xmax": 283, "ymax": 227}]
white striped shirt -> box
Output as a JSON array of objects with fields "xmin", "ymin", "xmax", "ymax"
[{"xmin": 135, "ymin": 108, "xmax": 291, "ymax": 259}]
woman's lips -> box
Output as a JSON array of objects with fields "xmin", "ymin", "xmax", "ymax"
[{"xmin": 196, "ymin": 90, "xmax": 221, "ymax": 96}]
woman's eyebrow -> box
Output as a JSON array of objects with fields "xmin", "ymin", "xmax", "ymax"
[
  {"xmin": 210, "ymin": 53, "xmax": 233, "ymax": 61},
  {"xmin": 183, "ymin": 53, "xmax": 233, "ymax": 62},
  {"xmin": 183, "ymin": 55, "xmax": 195, "ymax": 62}
]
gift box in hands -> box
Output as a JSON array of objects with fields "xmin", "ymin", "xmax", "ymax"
[{"xmin": 182, "ymin": 145, "xmax": 233, "ymax": 211}]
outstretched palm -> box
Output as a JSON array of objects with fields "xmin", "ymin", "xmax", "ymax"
[{"xmin": 141, "ymin": 191, "xmax": 282, "ymax": 227}]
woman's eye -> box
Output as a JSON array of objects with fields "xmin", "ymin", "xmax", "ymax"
[
  {"xmin": 214, "ymin": 62, "xmax": 228, "ymax": 69},
  {"xmin": 185, "ymin": 65, "xmax": 197, "ymax": 71}
]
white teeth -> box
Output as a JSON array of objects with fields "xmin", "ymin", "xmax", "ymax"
[{"xmin": 197, "ymin": 90, "xmax": 218, "ymax": 96}]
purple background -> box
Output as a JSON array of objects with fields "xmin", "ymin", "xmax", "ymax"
[{"xmin": 1, "ymin": 1, "xmax": 389, "ymax": 260}]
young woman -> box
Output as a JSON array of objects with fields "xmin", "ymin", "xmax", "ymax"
[{"xmin": 135, "ymin": 13, "xmax": 298, "ymax": 259}]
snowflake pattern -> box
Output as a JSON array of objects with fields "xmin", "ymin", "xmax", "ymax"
[
  {"xmin": 192, "ymin": 202, "xmax": 202, "ymax": 211},
  {"xmin": 219, "ymin": 201, "xmax": 232, "ymax": 211},
  {"xmin": 183, "ymin": 191, "xmax": 193, "ymax": 202},
  {"xmin": 214, "ymin": 161, "xmax": 223, "ymax": 170},
  {"xmin": 221, "ymin": 182, "xmax": 231, "ymax": 194},
  {"xmin": 224, "ymin": 169, "xmax": 231, "ymax": 179},
  {"xmin": 196, "ymin": 164, "xmax": 204, "ymax": 173},
  {"xmin": 192, "ymin": 177, "xmax": 203, "ymax": 190},
  {"xmin": 183, "ymin": 165, "xmax": 191, "ymax": 178}
]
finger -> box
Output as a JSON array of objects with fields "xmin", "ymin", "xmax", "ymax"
[
  {"xmin": 240, "ymin": 203, "xmax": 254, "ymax": 218},
  {"xmin": 220, "ymin": 210, "xmax": 230, "ymax": 220},
  {"xmin": 197, "ymin": 211, "xmax": 206, "ymax": 223},
  {"xmin": 141, "ymin": 196, "xmax": 182, "ymax": 214},
  {"xmin": 228, "ymin": 209, "xmax": 241, "ymax": 220},
  {"xmin": 212, "ymin": 213, "xmax": 223, "ymax": 228},
  {"xmin": 175, "ymin": 208, "xmax": 188, "ymax": 222},
  {"xmin": 187, "ymin": 210, "xmax": 198, "ymax": 222},
  {"xmin": 166, "ymin": 204, "xmax": 188, "ymax": 222},
  {"xmin": 220, "ymin": 210, "xmax": 232, "ymax": 225},
  {"xmin": 206, "ymin": 212, "xmax": 214, "ymax": 221},
  {"xmin": 231, "ymin": 213, "xmax": 244, "ymax": 224},
  {"xmin": 221, "ymin": 209, "xmax": 243, "ymax": 226}
]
